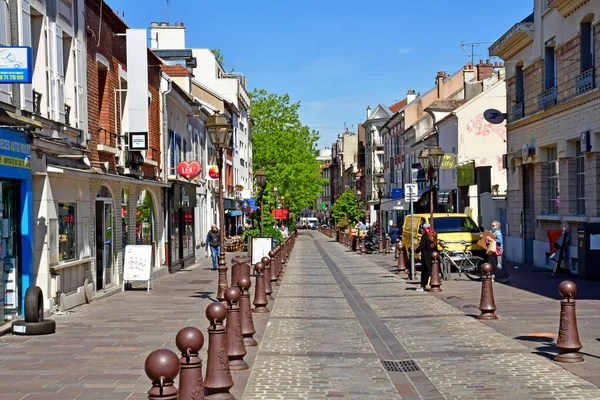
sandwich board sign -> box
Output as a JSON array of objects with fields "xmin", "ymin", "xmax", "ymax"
[{"xmin": 123, "ymin": 245, "xmax": 153, "ymax": 291}]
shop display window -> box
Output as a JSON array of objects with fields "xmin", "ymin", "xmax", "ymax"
[{"xmin": 58, "ymin": 203, "xmax": 77, "ymax": 261}]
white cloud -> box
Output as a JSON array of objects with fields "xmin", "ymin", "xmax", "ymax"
[{"xmin": 398, "ymin": 48, "xmax": 412, "ymax": 55}]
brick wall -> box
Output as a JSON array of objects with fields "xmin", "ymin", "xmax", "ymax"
[
  {"xmin": 85, "ymin": 0, "xmax": 162, "ymax": 178},
  {"xmin": 524, "ymin": 61, "xmax": 543, "ymax": 116},
  {"xmin": 556, "ymin": 37, "xmax": 580, "ymax": 103},
  {"xmin": 506, "ymin": 76, "xmax": 517, "ymax": 120}
]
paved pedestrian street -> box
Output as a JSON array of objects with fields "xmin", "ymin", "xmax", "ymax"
[{"xmin": 1, "ymin": 232, "xmax": 600, "ymax": 399}]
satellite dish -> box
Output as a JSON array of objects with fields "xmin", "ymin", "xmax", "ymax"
[{"xmin": 484, "ymin": 109, "xmax": 506, "ymax": 125}]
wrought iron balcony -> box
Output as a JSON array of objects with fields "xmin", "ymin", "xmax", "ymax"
[
  {"xmin": 575, "ymin": 68, "xmax": 595, "ymax": 95},
  {"xmin": 511, "ymin": 102, "xmax": 524, "ymax": 121},
  {"xmin": 33, "ymin": 91, "xmax": 42, "ymax": 114},
  {"xmin": 538, "ymin": 87, "xmax": 557, "ymax": 111},
  {"xmin": 64, "ymin": 104, "xmax": 71, "ymax": 126}
]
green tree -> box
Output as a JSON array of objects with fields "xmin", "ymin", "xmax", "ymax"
[
  {"xmin": 250, "ymin": 89, "xmax": 327, "ymax": 215},
  {"xmin": 211, "ymin": 48, "xmax": 235, "ymax": 73},
  {"xmin": 331, "ymin": 189, "xmax": 365, "ymax": 228}
]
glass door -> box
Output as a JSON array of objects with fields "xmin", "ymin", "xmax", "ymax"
[
  {"xmin": 95, "ymin": 199, "xmax": 113, "ymax": 290},
  {"xmin": 103, "ymin": 202, "xmax": 113, "ymax": 286}
]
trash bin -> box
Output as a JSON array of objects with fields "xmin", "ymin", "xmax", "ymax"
[{"xmin": 579, "ymin": 223, "xmax": 600, "ymax": 279}]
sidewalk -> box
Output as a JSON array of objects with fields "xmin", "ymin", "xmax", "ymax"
[
  {"xmin": 0, "ymin": 252, "xmax": 269, "ymax": 400},
  {"xmin": 243, "ymin": 232, "xmax": 600, "ymax": 399}
]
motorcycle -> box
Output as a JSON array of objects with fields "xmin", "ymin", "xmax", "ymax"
[{"xmin": 364, "ymin": 229, "xmax": 379, "ymax": 254}]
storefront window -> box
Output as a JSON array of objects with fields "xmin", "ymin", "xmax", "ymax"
[
  {"xmin": 122, "ymin": 188, "xmax": 129, "ymax": 249},
  {"xmin": 136, "ymin": 190, "xmax": 154, "ymax": 245},
  {"xmin": 183, "ymin": 210, "xmax": 194, "ymax": 258},
  {"xmin": 2, "ymin": 181, "xmax": 20, "ymax": 314},
  {"xmin": 171, "ymin": 209, "xmax": 180, "ymax": 263},
  {"xmin": 58, "ymin": 203, "xmax": 77, "ymax": 261}
]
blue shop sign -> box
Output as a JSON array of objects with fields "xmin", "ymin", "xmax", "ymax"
[
  {"xmin": 391, "ymin": 188, "xmax": 404, "ymax": 199},
  {"xmin": 0, "ymin": 128, "xmax": 31, "ymax": 179},
  {"xmin": 0, "ymin": 46, "xmax": 33, "ymax": 83}
]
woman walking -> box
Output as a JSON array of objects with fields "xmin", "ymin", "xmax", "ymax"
[{"xmin": 415, "ymin": 223, "xmax": 438, "ymax": 291}]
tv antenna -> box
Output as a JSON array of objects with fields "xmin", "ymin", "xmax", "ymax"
[
  {"xmin": 460, "ymin": 41, "xmax": 494, "ymax": 65},
  {"xmin": 166, "ymin": 0, "xmax": 171, "ymax": 22}
]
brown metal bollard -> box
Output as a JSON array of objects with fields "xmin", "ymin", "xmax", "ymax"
[
  {"xmin": 268, "ymin": 251, "xmax": 278, "ymax": 284},
  {"xmin": 361, "ymin": 235, "xmax": 365, "ymax": 255},
  {"xmin": 477, "ymin": 263, "xmax": 497, "ymax": 320},
  {"xmin": 216, "ymin": 254, "xmax": 228, "ymax": 302},
  {"xmin": 204, "ymin": 302, "xmax": 234, "ymax": 399},
  {"xmin": 555, "ymin": 281, "xmax": 584, "ymax": 363},
  {"xmin": 263, "ymin": 255, "xmax": 274, "ymax": 299},
  {"xmin": 385, "ymin": 236, "xmax": 390, "ymax": 255},
  {"xmin": 252, "ymin": 262, "xmax": 269, "ymax": 313},
  {"xmin": 396, "ymin": 240, "xmax": 406, "ymax": 275},
  {"xmin": 145, "ymin": 349, "xmax": 180, "ymax": 400},
  {"xmin": 225, "ymin": 286, "xmax": 249, "ymax": 370},
  {"xmin": 176, "ymin": 327, "xmax": 205, "ymax": 400},
  {"xmin": 428, "ymin": 251, "xmax": 442, "ymax": 292},
  {"xmin": 230, "ymin": 259, "xmax": 241, "ymax": 295},
  {"xmin": 237, "ymin": 276, "xmax": 258, "ymax": 347}
]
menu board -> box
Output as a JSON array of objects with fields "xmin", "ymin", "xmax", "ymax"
[{"xmin": 123, "ymin": 245, "xmax": 153, "ymax": 291}]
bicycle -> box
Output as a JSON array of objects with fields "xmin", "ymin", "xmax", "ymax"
[{"xmin": 438, "ymin": 240, "xmax": 484, "ymax": 281}]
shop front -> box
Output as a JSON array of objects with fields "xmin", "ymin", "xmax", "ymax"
[
  {"xmin": 0, "ymin": 128, "xmax": 32, "ymax": 322},
  {"xmin": 168, "ymin": 183, "xmax": 196, "ymax": 272}
]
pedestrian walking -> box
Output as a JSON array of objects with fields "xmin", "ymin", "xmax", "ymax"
[
  {"xmin": 388, "ymin": 224, "xmax": 400, "ymax": 244},
  {"xmin": 415, "ymin": 223, "xmax": 438, "ymax": 291},
  {"xmin": 487, "ymin": 220, "xmax": 510, "ymax": 283},
  {"xmin": 205, "ymin": 224, "xmax": 220, "ymax": 271}
]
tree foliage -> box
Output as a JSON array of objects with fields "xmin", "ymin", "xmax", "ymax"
[
  {"xmin": 210, "ymin": 48, "xmax": 234, "ymax": 73},
  {"xmin": 250, "ymin": 89, "xmax": 327, "ymax": 215},
  {"xmin": 331, "ymin": 189, "xmax": 365, "ymax": 227}
]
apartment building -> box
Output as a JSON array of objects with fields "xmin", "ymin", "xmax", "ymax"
[{"xmin": 490, "ymin": 0, "xmax": 600, "ymax": 272}]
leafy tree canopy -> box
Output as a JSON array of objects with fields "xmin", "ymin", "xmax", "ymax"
[
  {"xmin": 331, "ymin": 189, "xmax": 365, "ymax": 226},
  {"xmin": 250, "ymin": 89, "xmax": 327, "ymax": 215}
]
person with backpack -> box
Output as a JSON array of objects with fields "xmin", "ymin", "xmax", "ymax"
[
  {"xmin": 415, "ymin": 223, "xmax": 438, "ymax": 291},
  {"xmin": 205, "ymin": 224, "xmax": 221, "ymax": 271}
]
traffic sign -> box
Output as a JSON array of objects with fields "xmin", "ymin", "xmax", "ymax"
[{"xmin": 404, "ymin": 183, "xmax": 419, "ymax": 202}]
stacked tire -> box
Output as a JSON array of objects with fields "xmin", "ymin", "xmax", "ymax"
[{"xmin": 12, "ymin": 286, "xmax": 56, "ymax": 335}]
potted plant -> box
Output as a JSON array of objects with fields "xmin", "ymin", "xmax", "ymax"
[{"xmin": 235, "ymin": 184, "xmax": 243, "ymax": 191}]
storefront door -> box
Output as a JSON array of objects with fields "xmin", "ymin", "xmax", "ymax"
[
  {"xmin": 1, "ymin": 181, "xmax": 20, "ymax": 318},
  {"xmin": 95, "ymin": 200, "xmax": 113, "ymax": 290}
]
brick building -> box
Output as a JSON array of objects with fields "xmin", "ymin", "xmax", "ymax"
[{"xmin": 490, "ymin": 0, "xmax": 600, "ymax": 273}]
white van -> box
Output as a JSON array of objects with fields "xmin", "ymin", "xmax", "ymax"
[{"xmin": 306, "ymin": 217, "xmax": 319, "ymax": 230}]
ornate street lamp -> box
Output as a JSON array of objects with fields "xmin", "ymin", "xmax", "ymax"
[
  {"xmin": 255, "ymin": 169, "xmax": 267, "ymax": 236},
  {"xmin": 206, "ymin": 112, "xmax": 231, "ymax": 302},
  {"xmin": 419, "ymin": 145, "xmax": 445, "ymax": 230},
  {"xmin": 376, "ymin": 174, "xmax": 386, "ymax": 254}
]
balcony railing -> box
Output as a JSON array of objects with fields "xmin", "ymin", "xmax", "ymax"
[
  {"xmin": 538, "ymin": 87, "xmax": 557, "ymax": 110},
  {"xmin": 64, "ymin": 104, "xmax": 71, "ymax": 126},
  {"xmin": 98, "ymin": 127, "xmax": 118, "ymax": 148},
  {"xmin": 33, "ymin": 91, "xmax": 42, "ymax": 114},
  {"xmin": 576, "ymin": 68, "xmax": 595, "ymax": 95},
  {"xmin": 511, "ymin": 102, "xmax": 524, "ymax": 121}
]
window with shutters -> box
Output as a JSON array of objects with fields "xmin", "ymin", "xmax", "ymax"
[
  {"xmin": 19, "ymin": 0, "xmax": 34, "ymax": 112},
  {"xmin": 30, "ymin": 13, "xmax": 44, "ymax": 114},
  {"xmin": 61, "ymin": 32, "xmax": 74, "ymax": 126}
]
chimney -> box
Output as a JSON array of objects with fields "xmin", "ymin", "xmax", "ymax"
[
  {"xmin": 436, "ymin": 71, "xmax": 447, "ymax": 99},
  {"xmin": 463, "ymin": 63, "xmax": 476, "ymax": 83},
  {"xmin": 175, "ymin": 22, "xmax": 178, "ymax": 26},
  {"xmin": 406, "ymin": 89, "xmax": 417, "ymax": 104},
  {"xmin": 477, "ymin": 59, "xmax": 494, "ymax": 81},
  {"xmin": 493, "ymin": 61, "xmax": 505, "ymax": 78},
  {"xmin": 181, "ymin": 22, "xmax": 185, "ymax": 27},
  {"xmin": 367, "ymin": 105, "xmax": 371, "ymax": 119}
]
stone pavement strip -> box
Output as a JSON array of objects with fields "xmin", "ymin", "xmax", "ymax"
[{"xmin": 242, "ymin": 231, "xmax": 600, "ymax": 400}]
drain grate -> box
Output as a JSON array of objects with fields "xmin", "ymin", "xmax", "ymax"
[{"xmin": 382, "ymin": 360, "xmax": 420, "ymax": 372}]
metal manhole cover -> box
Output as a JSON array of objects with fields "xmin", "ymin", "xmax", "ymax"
[
  {"xmin": 187, "ymin": 280, "xmax": 212, "ymax": 285},
  {"xmin": 382, "ymin": 360, "xmax": 420, "ymax": 372}
]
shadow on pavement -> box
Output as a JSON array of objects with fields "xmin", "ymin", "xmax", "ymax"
[
  {"xmin": 514, "ymin": 335, "xmax": 554, "ymax": 343},
  {"xmin": 189, "ymin": 291, "xmax": 218, "ymax": 302}
]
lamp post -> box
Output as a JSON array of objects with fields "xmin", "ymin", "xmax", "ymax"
[
  {"xmin": 418, "ymin": 145, "xmax": 445, "ymax": 230},
  {"xmin": 255, "ymin": 169, "xmax": 267, "ymax": 236},
  {"xmin": 376, "ymin": 174, "xmax": 386, "ymax": 254},
  {"xmin": 206, "ymin": 112, "xmax": 231, "ymax": 302}
]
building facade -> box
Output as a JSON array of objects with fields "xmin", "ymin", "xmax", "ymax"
[{"xmin": 490, "ymin": 0, "xmax": 600, "ymax": 272}]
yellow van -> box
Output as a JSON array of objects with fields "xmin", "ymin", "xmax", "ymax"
[{"xmin": 401, "ymin": 213, "xmax": 485, "ymax": 260}]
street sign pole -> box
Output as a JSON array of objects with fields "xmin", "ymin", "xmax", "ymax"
[{"xmin": 404, "ymin": 182, "xmax": 418, "ymax": 280}]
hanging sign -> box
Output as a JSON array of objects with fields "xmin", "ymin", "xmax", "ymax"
[
  {"xmin": 207, "ymin": 165, "xmax": 220, "ymax": 180},
  {"xmin": 177, "ymin": 160, "xmax": 201, "ymax": 180},
  {"xmin": 0, "ymin": 47, "xmax": 32, "ymax": 83}
]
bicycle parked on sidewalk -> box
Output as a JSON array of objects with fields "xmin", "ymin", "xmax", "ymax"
[{"xmin": 438, "ymin": 239, "xmax": 484, "ymax": 281}]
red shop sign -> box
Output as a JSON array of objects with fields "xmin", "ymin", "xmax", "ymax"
[{"xmin": 177, "ymin": 161, "xmax": 201, "ymax": 180}]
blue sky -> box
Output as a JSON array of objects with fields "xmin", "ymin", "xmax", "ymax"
[{"xmin": 106, "ymin": 0, "xmax": 533, "ymax": 148}]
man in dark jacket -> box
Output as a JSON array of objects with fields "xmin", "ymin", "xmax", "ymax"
[{"xmin": 205, "ymin": 224, "xmax": 220, "ymax": 270}]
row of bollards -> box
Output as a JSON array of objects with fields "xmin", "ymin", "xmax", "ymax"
[
  {"xmin": 144, "ymin": 231, "xmax": 298, "ymax": 399},
  {"xmin": 321, "ymin": 228, "xmax": 586, "ymax": 365}
]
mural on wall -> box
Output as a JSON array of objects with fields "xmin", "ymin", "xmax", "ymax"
[{"xmin": 461, "ymin": 113, "xmax": 507, "ymax": 170}]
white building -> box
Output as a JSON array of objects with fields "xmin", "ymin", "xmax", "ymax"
[{"xmin": 149, "ymin": 22, "xmax": 252, "ymax": 239}]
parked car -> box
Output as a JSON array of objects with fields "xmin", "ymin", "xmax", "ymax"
[
  {"xmin": 401, "ymin": 213, "xmax": 484, "ymax": 261},
  {"xmin": 307, "ymin": 218, "xmax": 319, "ymax": 230}
]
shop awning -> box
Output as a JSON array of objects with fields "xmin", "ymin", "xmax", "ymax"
[
  {"xmin": 0, "ymin": 109, "xmax": 44, "ymax": 128},
  {"xmin": 229, "ymin": 210, "xmax": 242, "ymax": 217}
]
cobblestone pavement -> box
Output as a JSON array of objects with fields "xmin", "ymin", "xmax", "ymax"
[
  {"xmin": 0, "ymin": 253, "xmax": 266, "ymax": 400},
  {"xmin": 2, "ymin": 232, "xmax": 600, "ymax": 400},
  {"xmin": 243, "ymin": 232, "xmax": 600, "ymax": 400}
]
